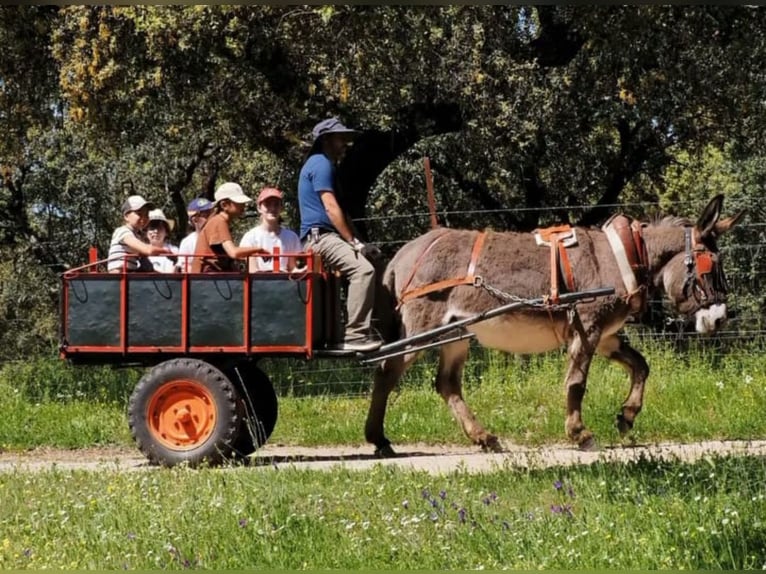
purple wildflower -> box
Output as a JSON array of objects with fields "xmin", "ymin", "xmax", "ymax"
[
  {"xmin": 567, "ymin": 486, "xmax": 575, "ymax": 498},
  {"xmin": 23, "ymin": 549, "xmax": 31, "ymax": 558},
  {"xmin": 238, "ymin": 518, "xmax": 248, "ymax": 528},
  {"xmin": 554, "ymin": 480, "xmax": 563, "ymax": 491},
  {"xmin": 421, "ymin": 488, "xmax": 430, "ymax": 499},
  {"xmin": 439, "ymin": 490, "xmax": 447, "ymax": 500},
  {"xmin": 458, "ymin": 507, "xmax": 467, "ymax": 523}
]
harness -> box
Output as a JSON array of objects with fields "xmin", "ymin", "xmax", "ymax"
[
  {"xmin": 397, "ymin": 229, "xmax": 487, "ymax": 308},
  {"xmin": 602, "ymin": 214, "xmax": 650, "ymax": 315},
  {"xmin": 533, "ymin": 225, "xmax": 577, "ymax": 304},
  {"xmin": 682, "ymin": 227, "xmax": 727, "ymax": 306}
]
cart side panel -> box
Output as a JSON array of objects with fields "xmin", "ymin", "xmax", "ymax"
[
  {"xmin": 189, "ymin": 277, "xmax": 244, "ymax": 346},
  {"xmin": 249, "ymin": 275, "xmax": 308, "ymax": 346},
  {"xmin": 127, "ymin": 276, "xmax": 183, "ymax": 347},
  {"xmin": 65, "ymin": 276, "xmax": 121, "ymax": 346}
]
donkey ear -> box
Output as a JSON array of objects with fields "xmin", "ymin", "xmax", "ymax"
[
  {"xmin": 713, "ymin": 209, "xmax": 746, "ymax": 236},
  {"xmin": 696, "ymin": 194, "xmax": 724, "ymax": 238}
]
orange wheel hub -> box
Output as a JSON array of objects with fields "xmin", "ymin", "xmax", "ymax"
[{"xmin": 147, "ymin": 380, "xmax": 217, "ymax": 450}]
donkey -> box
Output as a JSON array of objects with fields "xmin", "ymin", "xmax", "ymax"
[{"xmin": 365, "ymin": 194, "xmax": 744, "ymax": 455}]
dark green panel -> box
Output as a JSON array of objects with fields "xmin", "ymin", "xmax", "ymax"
[
  {"xmin": 189, "ymin": 278, "xmax": 244, "ymax": 346},
  {"xmin": 66, "ymin": 277, "xmax": 121, "ymax": 346},
  {"xmin": 127, "ymin": 277, "xmax": 183, "ymax": 347},
  {"xmin": 250, "ymin": 276, "xmax": 308, "ymax": 346}
]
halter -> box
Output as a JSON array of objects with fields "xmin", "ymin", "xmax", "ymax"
[{"xmin": 682, "ymin": 227, "xmax": 727, "ymax": 306}]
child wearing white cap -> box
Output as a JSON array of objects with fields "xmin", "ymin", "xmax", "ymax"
[
  {"xmin": 107, "ymin": 195, "xmax": 173, "ymax": 273},
  {"xmin": 191, "ymin": 182, "xmax": 270, "ymax": 273},
  {"xmin": 146, "ymin": 208, "xmax": 180, "ymax": 273}
]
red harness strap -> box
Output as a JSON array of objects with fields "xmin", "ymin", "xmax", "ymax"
[
  {"xmin": 536, "ymin": 225, "xmax": 577, "ymax": 305},
  {"xmin": 398, "ymin": 230, "xmax": 487, "ymax": 307}
]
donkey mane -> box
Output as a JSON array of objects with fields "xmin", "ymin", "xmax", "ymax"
[{"xmin": 648, "ymin": 214, "xmax": 694, "ymax": 228}]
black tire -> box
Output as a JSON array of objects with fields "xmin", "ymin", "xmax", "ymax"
[
  {"xmin": 128, "ymin": 358, "xmax": 242, "ymax": 467},
  {"xmin": 225, "ymin": 360, "xmax": 279, "ymax": 458}
]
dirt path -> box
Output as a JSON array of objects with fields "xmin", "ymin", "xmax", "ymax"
[{"xmin": 1, "ymin": 439, "xmax": 765, "ymax": 473}]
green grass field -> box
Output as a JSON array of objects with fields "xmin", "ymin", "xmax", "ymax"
[
  {"xmin": 1, "ymin": 337, "xmax": 765, "ymax": 451},
  {"xmin": 1, "ymin": 338, "xmax": 765, "ymax": 569},
  {"xmin": 1, "ymin": 455, "xmax": 764, "ymax": 569}
]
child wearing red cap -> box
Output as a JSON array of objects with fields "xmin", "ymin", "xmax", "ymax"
[{"xmin": 239, "ymin": 187, "xmax": 302, "ymax": 272}]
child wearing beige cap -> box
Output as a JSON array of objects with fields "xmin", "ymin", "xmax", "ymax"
[
  {"xmin": 191, "ymin": 182, "xmax": 269, "ymax": 273},
  {"xmin": 107, "ymin": 195, "xmax": 173, "ymax": 273}
]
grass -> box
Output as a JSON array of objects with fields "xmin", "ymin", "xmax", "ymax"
[
  {"xmin": 0, "ymin": 455, "xmax": 765, "ymax": 569},
  {"xmin": 1, "ymin": 336, "xmax": 765, "ymax": 451}
]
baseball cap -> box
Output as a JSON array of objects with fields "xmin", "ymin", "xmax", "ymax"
[
  {"xmin": 148, "ymin": 208, "xmax": 175, "ymax": 232},
  {"xmin": 311, "ymin": 117, "xmax": 360, "ymax": 142},
  {"xmin": 186, "ymin": 197, "xmax": 214, "ymax": 215},
  {"xmin": 257, "ymin": 187, "xmax": 283, "ymax": 205},
  {"xmin": 122, "ymin": 195, "xmax": 154, "ymax": 215},
  {"xmin": 214, "ymin": 182, "xmax": 253, "ymax": 205}
]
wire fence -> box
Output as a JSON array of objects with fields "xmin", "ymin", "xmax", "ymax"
[{"xmin": 3, "ymin": 198, "xmax": 765, "ymax": 400}]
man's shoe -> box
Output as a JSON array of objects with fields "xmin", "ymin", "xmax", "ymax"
[{"xmin": 342, "ymin": 338, "xmax": 383, "ymax": 352}]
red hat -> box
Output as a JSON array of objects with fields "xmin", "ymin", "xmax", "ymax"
[{"xmin": 257, "ymin": 187, "xmax": 283, "ymax": 204}]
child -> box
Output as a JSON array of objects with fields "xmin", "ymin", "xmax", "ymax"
[
  {"xmin": 191, "ymin": 182, "xmax": 269, "ymax": 273},
  {"xmin": 176, "ymin": 197, "xmax": 214, "ymax": 272},
  {"xmin": 107, "ymin": 195, "xmax": 172, "ymax": 273},
  {"xmin": 146, "ymin": 208, "xmax": 179, "ymax": 273},
  {"xmin": 239, "ymin": 187, "xmax": 302, "ymax": 272}
]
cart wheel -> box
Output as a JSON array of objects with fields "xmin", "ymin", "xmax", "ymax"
[
  {"xmin": 128, "ymin": 358, "xmax": 241, "ymax": 467},
  {"xmin": 226, "ymin": 361, "xmax": 278, "ymax": 458}
]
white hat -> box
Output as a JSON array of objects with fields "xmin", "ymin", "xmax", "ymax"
[
  {"xmin": 214, "ymin": 182, "xmax": 253, "ymax": 205},
  {"xmin": 148, "ymin": 208, "xmax": 175, "ymax": 232}
]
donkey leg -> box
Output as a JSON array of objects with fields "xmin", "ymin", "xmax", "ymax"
[
  {"xmin": 564, "ymin": 328, "xmax": 601, "ymax": 451},
  {"xmin": 597, "ymin": 334, "xmax": 650, "ymax": 436},
  {"xmin": 435, "ymin": 340, "xmax": 501, "ymax": 452},
  {"xmin": 364, "ymin": 353, "xmax": 416, "ymax": 457}
]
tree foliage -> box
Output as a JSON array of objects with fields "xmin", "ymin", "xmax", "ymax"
[{"xmin": 1, "ymin": 5, "xmax": 766, "ymax": 359}]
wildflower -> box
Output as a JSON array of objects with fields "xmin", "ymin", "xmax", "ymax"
[
  {"xmin": 745, "ymin": 374, "xmax": 753, "ymax": 385},
  {"xmin": 421, "ymin": 489, "xmax": 430, "ymax": 499},
  {"xmin": 23, "ymin": 548, "xmax": 31, "ymax": 558},
  {"xmin": 402, "ymin": 500, "xmax": 409, "ymax": 509},
  {"xmin": 439, "ymin": 490, "xmax": 447, "ymax": 500},
  {"xmin": 238, "ymin": 518, "xmax": 248, "ymax": 528},
  {"xmin": 127, "ymin": 532, "xmax": 136, "ymax": 540},
  {"xmin": 715, "ymin": 380, "xmax": 724, "ymax": 390},
  {"xmin": 458, "ymin": 508, "xmax": 467, "ymax": 523},
  {"xmin": 554, "ymin": 480, "xmax": 563, "ymax": 491},
  {"xmin": 430, "ymin": 512, "xmax": 439, "ymax": 522}
]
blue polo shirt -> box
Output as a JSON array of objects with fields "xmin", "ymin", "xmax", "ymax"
[{"xmin": 298, "ymin": 153, "xmax": 337, "ymax": 240}]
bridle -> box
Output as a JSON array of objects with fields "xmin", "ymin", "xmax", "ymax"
[{"xmin": 682, "ymin": 227, "xmax": 727, "ymax": 306}]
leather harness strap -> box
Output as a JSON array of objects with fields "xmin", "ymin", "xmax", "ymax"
[
  {"xmin": 602, "ymin": 214, "xmax": 649, "ymax": 314},
  {"xmin": 398, "ymin": 230, "xmax": 487, "ymax": 307},
  {"xmin": 535, "ymin": 226, "xmax": 577, "ymax": 305}
]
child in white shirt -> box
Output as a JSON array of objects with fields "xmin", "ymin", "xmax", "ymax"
[
  {"xmin": 239, "ymin": 187, "xmax": 302, "ymax": 272},
  {"xmin": 107, "ymin": 195, "xmax": 172, "ymax": 273}
]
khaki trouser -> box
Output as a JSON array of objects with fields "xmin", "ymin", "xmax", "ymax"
[{"xmin": 305, "ymin": 232, "xmax": 376, "ymax": 342}]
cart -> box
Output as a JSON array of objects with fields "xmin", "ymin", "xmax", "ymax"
[{"xmin": 59, "ymin": 250, "xmax": 613, "ymax": 467}]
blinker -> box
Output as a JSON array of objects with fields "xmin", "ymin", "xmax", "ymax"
[{"xmin": 694, "ymin": 251, "xmax": 714, "ymax": 277}]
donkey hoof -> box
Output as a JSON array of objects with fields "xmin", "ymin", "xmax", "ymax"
[
  {"xmin": 480, "ymin": 435, "xmax": 503, "ymax": 453},
  {"xmin": 615, "ymin": 414, "xmax": 634, "ymax": 436},
  {"xmin": 578, "ymin": 436, "xmax": 599, "ymax": 452},
  {"xmin": 374, "ymin": 443, "xmax": 397, "ymax": 458}
]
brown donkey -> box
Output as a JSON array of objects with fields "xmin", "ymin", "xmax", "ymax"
[{"xmin": 365, "ymin": 195, "xmax": 744, "ymax": 455}]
